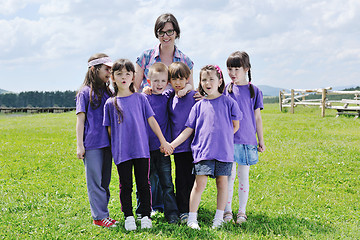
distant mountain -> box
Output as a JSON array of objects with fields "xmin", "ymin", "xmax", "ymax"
[
  {"xmin": 258, "ymin": 85, "xmax": 288, "ymax": 96},
  {"xmin": 0, "ymin": 89, "xmax": 10, "ymax": 94}
]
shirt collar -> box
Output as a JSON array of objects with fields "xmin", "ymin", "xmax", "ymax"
[{"xmin": 154, "ymin": 43, "xmax": 181, "ymax": 59}]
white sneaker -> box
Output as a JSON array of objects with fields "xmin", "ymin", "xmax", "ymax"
[
  {"xmin": 124, "ymin": 216, "xmax": 136, "ymax": 231},
  {"xmin": 212, "ymin": 218, "xmax": 224, "ymax": 229},
  {"xmin": 141, "ymin": 216, "xmax": 152, "ymax": 229},
  {"xmin": 187, "ymin": 220, "xmax": 200, "ymax": 230}
]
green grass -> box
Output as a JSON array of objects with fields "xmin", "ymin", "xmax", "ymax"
[{"xmin": 1, "ymin": 104, "xmax": 359, "ymax": 239}]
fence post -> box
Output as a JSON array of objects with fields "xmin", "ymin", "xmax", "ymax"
[
  {"xmin": 291, "ymin": 89, "xmax": 295, "ymax": 114},
  {"xmin": 279, "ymin": 91, "xmax": 283, "ymax": 111},
  {"xmin": 321, "ymin": 88, "xmax": 327, "ymax": 117}
]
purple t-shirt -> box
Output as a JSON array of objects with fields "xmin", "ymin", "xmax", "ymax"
[
  {"xmin": 225, "ymin": 84, "xmax": 264, "ymax": 145},
  {"xmin": 103, "ymin": 93, "xmax": 155, "ymax": 165},
  {"xmin": 186, "ymin": 95, "xmax": 243, "ymax": 163},
  {"xmin": 76, "ymin": 86, "xmax": 111, "ymax": 150},
  {"xmin": 168, "ymin": 90, "xmax": 196, "ymax": 153},
  {"xmin": 142, "ymin": 92, "xmax": 171, "ymax": 151}
]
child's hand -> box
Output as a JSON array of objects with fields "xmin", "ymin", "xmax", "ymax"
[
  {"xmin": 77, "ymin": 145, "xmax": 85, "ymax": 159},
  {"xmin": 258, "ymin": 141, "xmax": 266, "ymax": 152},
  {"xmin": 160, "ymin": 142, "xmax": 174, "ymax": 156},
  {"xmin": 177, "ymin": 88, "xmax": 189, "ymax": 98},
  {"xmin": 142, "ymin": 86, "xmax": 152, "ymax": 95},
  {"xmin": 193, "ymin": 91, "xmax": 204, "ymax": 101}
]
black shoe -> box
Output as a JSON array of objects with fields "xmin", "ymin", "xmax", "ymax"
[{"xmin": 167, "ymin": 215, "xmax": 179, "ymax": 224}]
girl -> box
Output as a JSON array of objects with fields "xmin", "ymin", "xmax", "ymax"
[
  {"xmin": 169, "ymin": 65, "xmax": 242, "ymax": 229},
  {"xmin": 224, "ymin": 51, "xmax": 266, "ymax": 224},
  {"xmin": 102, "ymin": 59, "xmax": 173, "ymax": 231},
  {"xmin": 75, "ymin": 53, "xmax": 117, "ymax": 228}
]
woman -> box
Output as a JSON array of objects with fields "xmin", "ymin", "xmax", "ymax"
[
  {"xmin": 135, "ymin": 13, "xmax": 194, "ymax": 92},
  {"xmin": 134, "ymin": 13, "xmax": 195, "ymax": 219}
]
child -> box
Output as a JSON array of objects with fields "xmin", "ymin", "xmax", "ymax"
[
  {"xmin": 167, "ymin": 62, "xmax": 197, "ymax": 223},
  {"xmin": 103, "ymin": 59, "xmax": 173, "ymax": 231},
  {"xmin": 75, "ymin": 53, "xmax": 118, "ymax": 228},
  {"xmin": 223, "ymin": 51, "xmax": 266, "ymax": 224},
  {"xmin": 142, "ymin": 62, "xmax": 179, "ymax": 224},
  {"xmin": 169, "ymin": 65, "xmax": 242, "ymax": 229}
]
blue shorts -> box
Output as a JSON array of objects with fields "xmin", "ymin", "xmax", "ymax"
[
  {"xmin": 234, "ymin": 144, "xmax": 259, "ymax": 166},
  {"xmin": 193, "ymin": 160, "xmax": 233, "ymax": 178}
]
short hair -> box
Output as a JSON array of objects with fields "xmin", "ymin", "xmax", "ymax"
[
  {"xmin": 148, "ymin": 62, "xmax": 168, "ymax": 80},
  {"xmin": 168, "ymin": 62, "xmax": 190, "ymax": 80},
  {"xmin": 154, "ymin": 13, "xmax": 180, "ymax": 39}
]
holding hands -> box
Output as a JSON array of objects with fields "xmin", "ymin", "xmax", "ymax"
[{"xmin": 160, "ymin": 142, "xmax": 174, "ymax": 156}]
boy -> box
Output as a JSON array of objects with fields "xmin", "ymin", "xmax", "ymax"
[
  {"xmin": 141, "ymin": 62, "xmax": 179, "ymax": 224},
  {"xmin": 167, "ymin": 62, "xmax": 197, "ymax": 223}
]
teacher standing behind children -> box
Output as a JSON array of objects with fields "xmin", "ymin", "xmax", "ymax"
[{"xmin": 134, "ymin": 13, "xmax": 195, "ymax": 215}]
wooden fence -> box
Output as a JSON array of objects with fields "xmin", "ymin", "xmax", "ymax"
[
  {"xmin": 279, "ymin": 88, "xmax": 360, "ymax": 118},
  {"xmin": 0, "ymin": 107, "xmax": 76, "ymax": 114}
]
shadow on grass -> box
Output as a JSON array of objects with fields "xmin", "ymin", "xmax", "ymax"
[{"xmin": 222, "ymin": 212, "xmax": 334, "ymax": 238}]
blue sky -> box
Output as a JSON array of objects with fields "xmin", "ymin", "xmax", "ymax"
[{"xmin": 0, "ymin": 0, "xmax": 359, "ymax": 92}]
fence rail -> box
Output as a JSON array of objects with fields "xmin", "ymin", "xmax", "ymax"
[
  {"xmin": 0, "ymin": 107, "xmax": 75, "ymax": 114},
  {"xmin": 279, "ymin": 88, "xmax": 360, "ymax": 118}
]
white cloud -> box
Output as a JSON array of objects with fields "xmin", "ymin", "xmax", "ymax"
[{"xmin": 0, "ymin": 0, "xmax": 359, "ymax": 92}]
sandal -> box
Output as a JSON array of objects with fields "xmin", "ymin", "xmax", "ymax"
[
  {"xmin": 223, "ymin": 211, "xmax": 234, "ymax": 223},
  {"xmin": 236, "ymin": 212, "xmax": 247, "ymax": 224}
]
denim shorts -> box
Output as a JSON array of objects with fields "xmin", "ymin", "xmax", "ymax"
[
  {"xmin": 234, "ymin": 144, "xmax": 259, "ymax": 166},
  {"xmin": 193, "ymin": 160, "xmax": 233, "ymax": 178}
]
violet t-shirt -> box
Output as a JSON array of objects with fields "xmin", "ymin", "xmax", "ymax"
[
  {"xmin": 76, "ymin": 86, "xmax": 111, "ymax": 150},
  {"xmin": 142, "ymin": 92, "xmax": 171, "ymax": 151},
  {"xmin": 186, "ymin": 95, "xmax": 243, "ymax": 163},
  {"xmin": 103, "ymin": 93, "xmax": 155, "ymax": 165},
  {"xmin": 225, "ymin": 84, "xmax": 264, "ymax": 145},
  {"xmin": 168, "ymin": 90, "xmax": 196, "ymax": 153}
]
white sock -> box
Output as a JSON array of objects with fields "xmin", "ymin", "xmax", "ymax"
[
  {"xmin": 237, "ymin": 165, "xmax": 250, "ymax": 214},
  {"xmin": 224, "ymin": 162, "xmax": 236, "ymax": 212},
  {"xmin": 188, "ymin": 212, "xmax": 197, "ymax": 223},
  {"xmin": 214, "ymin": 209, "xmax": 224, "ymax": 220}
]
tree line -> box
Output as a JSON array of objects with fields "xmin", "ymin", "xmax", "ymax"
[{"xmin": 0, "ymin": 91, "xmax": 76, "ymax": 107}]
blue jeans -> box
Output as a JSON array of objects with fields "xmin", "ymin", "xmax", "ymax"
[
  {"xmin": 149, "ymin": 150, "xmax": 179, "ymax": 219},
  {"xmin": 83, "ymin": 147, "xmax": 112, "ymax": 220}
]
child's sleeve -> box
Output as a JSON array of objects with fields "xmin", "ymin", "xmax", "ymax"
[
  {"xmin": 254, "ymin": 87, "xmax": 264, "ymax": 110},
  {"xmin": 185, "ymin": 104, "xmax": 197, "ymax": 129},
  {"xmin": 103, "ymin": 100, "xmax": 111, "ymax": 127},
  {"xmin": 76, "ymin": 90, "xmax": 87, "ymax": 114}
]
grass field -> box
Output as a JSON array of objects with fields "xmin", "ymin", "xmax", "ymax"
[{"xmin": 0, "ymin": 104, "xmax": 359, "ymax": 239}]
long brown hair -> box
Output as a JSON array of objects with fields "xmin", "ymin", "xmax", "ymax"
[
  {"xmin": 198, "ymin": 65, "xmax": 225, "ymax": 96},
  {"xmin": 226, "ymin": 51, "xmax": 254, "ymax": 98},
  {"xmin": 77, "ymin": 53, "xmax": 112, "ymax": 109},
  {"xmin": 111, "ymin": 59, "xmax": 135, "ymax": 123}
]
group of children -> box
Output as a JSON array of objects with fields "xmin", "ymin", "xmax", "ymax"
[{"xmin": 76, "ymin": 51, "xmax": 265, "ymax": 231}]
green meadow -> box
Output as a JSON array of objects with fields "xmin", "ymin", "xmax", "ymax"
[{"xmin": 0, "ymin": 104, "xmax": 359, "ymax": 239}]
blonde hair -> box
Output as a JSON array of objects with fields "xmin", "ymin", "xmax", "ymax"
[{"xmin": 148, "ymin": 62, "xmax": 168, "ymax": 80}]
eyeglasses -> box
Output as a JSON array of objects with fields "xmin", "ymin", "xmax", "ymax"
[{"xmin": 158, "ymin": 29, "xmax": 175, "ymax": 37}]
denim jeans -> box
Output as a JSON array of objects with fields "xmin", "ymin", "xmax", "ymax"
[{"xmin": 149, "ymin": 150, "xmax": 179, "ymax": 219}]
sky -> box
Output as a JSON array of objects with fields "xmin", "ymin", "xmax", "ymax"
[{"xmin": 0, "ymin": 0, "xmax": 359, "ymax": 93}]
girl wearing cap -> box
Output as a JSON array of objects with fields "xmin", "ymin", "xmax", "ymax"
[{"xmin": 76, "ymin": 53, "xmax": 118, "ymax": 228}]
